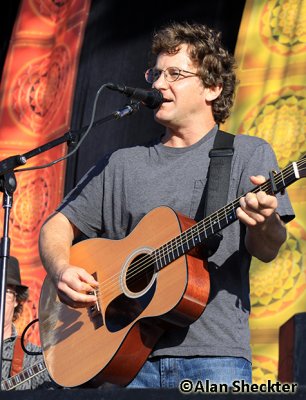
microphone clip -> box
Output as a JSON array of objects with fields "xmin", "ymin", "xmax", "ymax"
[{"xmin": 113, "ymin": 100, "xmax": 140, "ymax": 120}]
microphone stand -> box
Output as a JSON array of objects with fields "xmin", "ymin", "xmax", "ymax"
[{"xmin": 0, "ymin": 101, "xmax": 139, "ymax": 384}]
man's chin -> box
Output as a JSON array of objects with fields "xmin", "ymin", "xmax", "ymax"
[{"xmin": 154, "ymin": 111, "xmax": 170, "ymax": 125}]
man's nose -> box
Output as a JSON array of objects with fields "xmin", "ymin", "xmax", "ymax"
[{"xmin": 153, "ymin": 72, "xmax": 168, "ymax": 90}]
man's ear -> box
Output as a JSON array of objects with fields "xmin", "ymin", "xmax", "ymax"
[{"xmin": 205, "ymin": 84, "xmax": 223, "ymax": 101}]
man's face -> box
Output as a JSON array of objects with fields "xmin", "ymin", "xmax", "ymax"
[
  {"xmin": 151, "ymin": 44, "xmax": 214, "ymax": 130},
  {"xmin": 5, "ymin": 285, "xmax": 18, "ymax": 327}
]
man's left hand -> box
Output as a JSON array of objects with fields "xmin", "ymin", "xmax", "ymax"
[{"xmin": 236, "ymin": 175, "xmax": 277, "ymax": 227}]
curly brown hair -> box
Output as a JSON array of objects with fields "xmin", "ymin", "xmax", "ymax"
[
  {"xmin": 13, "ymin": 288, "xmax": 29, "ymax": 322},
  {"xmin": 150, "ymin": 21, "xmax": 237, "ymax": 124}
]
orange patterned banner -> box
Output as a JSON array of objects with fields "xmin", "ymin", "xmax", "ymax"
[
  {"xmin": 0, "ymin": 0, "xmax": 91, "ymax": 344},
  {"xmin": 222, "ymin": 0, "xmax": 306, "ymax": 383}
]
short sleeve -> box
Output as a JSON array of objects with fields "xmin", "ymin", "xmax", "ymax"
[{"xmin": 237, "ymin": 141, "xmax": 295, "ymax": 223}]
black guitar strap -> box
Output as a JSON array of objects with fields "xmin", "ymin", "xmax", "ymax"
[
  {"xmin": 204, "ymin": 129, "xmax": 235, "ymax": 216},
  {"xmin": 202, "ymin": 129, "xmax": 235, "ymax": 256}
]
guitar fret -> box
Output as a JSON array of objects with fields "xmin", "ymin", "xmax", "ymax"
[
  {"xmin": 154, "ymin": 249, "xmax": 162, "ymax": 271},
  {"xmin": 2, "ymin": 381, "xmax": 10, "ymax": 390},
  {"xmin": 217, "ymin": 213, "xmax": 222, "ymax": 230},
  {"xmin": 172, "ymin": 238, "xmax": 180, "ymax": 259},
  {"xmin": 170, "ymin": 241, "xmax": 175, "ymax": 261},
  {"xmin": 162, "ymin": 249, "xmax": 167, "ymax": 266},
  {"xmin": 205, "ymin": 217, "xmax": 214, "ymax": 237},
  {"xmin": 280, "ymin": 171, "xmax": 285, "ymax": 187},
  {"xmin": 165, "ymin": 244, "xmax": 170, "ymax": 264},
  {"xmin": 155, "ymin": 250, "xmax": 162, "ymax": 271},
  {"xmin": 160, "ymin": 246, "xmax": 166, "ymax": 268},
  {"xmin": 180, "ymin": 234, "xmax": 184, "ymax": 254},
  {"xmin": 164, "ymin": 245, "xmax": 169, "ymax": 265},
  {"xmin": 195, "ymin": 224, "xmax": 201, "ymax": 243},
  {"xmin": 209, "ymin": 216, "xmax": 214, "ymax": 234},
  {"xmin": 168, "ymin": 241, "xmax": 174, "ymax": 263},
  {"xmin": 174, "ymin": 239, "xmax": 180, "ymax": 259},
  {"xmin": 185, "ymin": 233, "xmax": 191, "ymax": 251},
  {"xmin": 190, "ymin": 229, "xmax": 196, "ymax": 247},
  {"xmin": 203, "ymin": 222, "xmax": 208, "ymax": 239}
]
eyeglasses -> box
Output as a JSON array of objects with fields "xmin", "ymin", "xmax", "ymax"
[{"xmin": 145, "ymin": 66, "xmax": 199, "ymax": 84}]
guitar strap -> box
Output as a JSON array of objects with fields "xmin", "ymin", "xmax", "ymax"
[
  {"xmin": 202, "ymin": 129, "xmax": 235, "ymax": 256},
  {"xmin": 10, "ymin": 336, "xmax": 26, "ymax": 376}
]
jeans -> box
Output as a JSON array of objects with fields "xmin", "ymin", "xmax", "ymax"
[{"xmin": 127, "ymin": 356, "xmax": 252, "ymax": 389}]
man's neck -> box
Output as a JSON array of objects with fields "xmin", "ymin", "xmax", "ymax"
[{"xmin": 162, "ymin": 122, "xmax": 216, "ymax": 148}]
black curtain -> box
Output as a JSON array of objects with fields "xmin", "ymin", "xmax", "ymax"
[
  {"xmin": 66, "ymin": 0, "xmax": 246, "ymax": 194},
  {"xmin": 0, "ymin": 1, "xmax": 21, "ymax": 83},
  {"xmin": 0, "ymin": 0, "xmax": 246, "ymax": 194}
]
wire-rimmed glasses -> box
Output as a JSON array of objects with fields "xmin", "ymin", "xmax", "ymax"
[{"xmin": 145, "ymin": 66, "xmax": 199, "ymax": 84}]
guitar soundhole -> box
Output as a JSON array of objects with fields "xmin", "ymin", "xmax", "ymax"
[{"xmin": 126, "ymin": 253, "xmax": 155, "ymax": 294}]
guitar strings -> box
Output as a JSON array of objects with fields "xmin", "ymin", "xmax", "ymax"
[
  {"xmin": 95, "ymin": 159, "xmax": 305, "ymax": 297},
  {"xmin": 94, "ymin": 159, "xmax": 306, "ymax": 299}
]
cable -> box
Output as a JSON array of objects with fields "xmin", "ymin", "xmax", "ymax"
[
  {"xmin": 15, "ymin": 83, "xmax": 114, "ymax": 173},
  {"xmin": 20, "ymin": 318, "xmax": 42, "ymax": 356}
]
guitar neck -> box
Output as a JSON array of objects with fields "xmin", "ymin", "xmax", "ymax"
[
  {"xmin": 153, "ymin": 159, "xmax": 303, "ymax": 271},
  {"xmin": 1, "ymin": 360, "xmax": 46, "ymax": 391}
]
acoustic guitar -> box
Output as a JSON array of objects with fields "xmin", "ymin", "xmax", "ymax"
[{"xmin": 39, "ymin": 156, "xmax": 305, "ymax": 388}]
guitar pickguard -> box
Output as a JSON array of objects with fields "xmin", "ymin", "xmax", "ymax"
[{"xmin": 105, "ymin": 280, "xmax": 156, "ymax": 332}]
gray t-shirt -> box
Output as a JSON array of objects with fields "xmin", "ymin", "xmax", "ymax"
[{"xmin": 58, "ymin": 125, "xmax": 294, "ymax": 362}]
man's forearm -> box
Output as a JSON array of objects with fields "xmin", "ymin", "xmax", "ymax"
[
  {"xmin": 39, "ymin": 212, "xmax": 76, "ymax": 281},
  {"xmin": 245, "ymin": 212, "xmax": 287, "ymax": 262}
]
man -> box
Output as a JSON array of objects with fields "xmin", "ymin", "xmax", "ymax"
[
  {"xmin": 39, "ymin": 22, "xmax": 294, "ymax": 388},
  {"xmin": 2, "ymin": 256, "xmax": 54, "ymax": 390}
]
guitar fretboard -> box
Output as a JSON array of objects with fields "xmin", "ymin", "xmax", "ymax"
[
  {"xmin": 153, "ymin": 160, "xmax": 301, "ymax": 271},
  {"xmin": 1, "ymin": 360, "xmax": 46, "ymax": 391}
]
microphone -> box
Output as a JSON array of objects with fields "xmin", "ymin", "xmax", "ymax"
[{"xmin": 107, "ymin": 83, "xmax": 164, "ymax": 109}]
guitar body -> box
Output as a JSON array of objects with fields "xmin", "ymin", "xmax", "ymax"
[{"xmin": 39, "ymin": 206, "xmax": 210, "ymax": 388}]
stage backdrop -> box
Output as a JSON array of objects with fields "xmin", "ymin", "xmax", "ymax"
[
  {"xmin": 222, "ymin": 0, "xmax": 306, "ymax": 383},
  {"xmin": 0, "ymin": 0, "xmax": 246, "ymax": 348},
  {"xmin": 0, "ymin": 0, "xmax": 91, "ymax": 342},
  {"xmin": 0, "ymin": 0, "xmax": 305, "ymax": 386}
]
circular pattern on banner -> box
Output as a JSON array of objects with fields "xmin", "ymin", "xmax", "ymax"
[
  {"xmin": 10, "ymin": 45, "xmax": 70, "ymax": 136},
  {"xmin": 239, "ymin": 86, "xmax": 305, "ymax": 169},
  {"xmin": 250, "ymin": 220, "xmax": 306, "ymax": 318},
  {"xmin": 260, "ymin": 0, "xmax": 306, "ymax": 55},
  {"xmin": 8, "ymin": 158, "xmax": 62, "ymax": 258}
]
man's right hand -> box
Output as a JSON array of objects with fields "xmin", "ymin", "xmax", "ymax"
[
  {"xmin": 55, "ymin": 265, "xmax": 99, "ymax": 308},
  {"xmin": 39, "ymin": 212, "xmax": 99, "ymax": 308}
]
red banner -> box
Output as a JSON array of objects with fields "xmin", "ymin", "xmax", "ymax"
[{"xmin": 0, "ymin": 0, "xmax": 91, "ymax": 344}]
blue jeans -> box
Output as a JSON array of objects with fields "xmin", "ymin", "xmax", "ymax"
[{"xmin": 127, "ymin": 357, "xmax": 252, "ymax": 389}]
